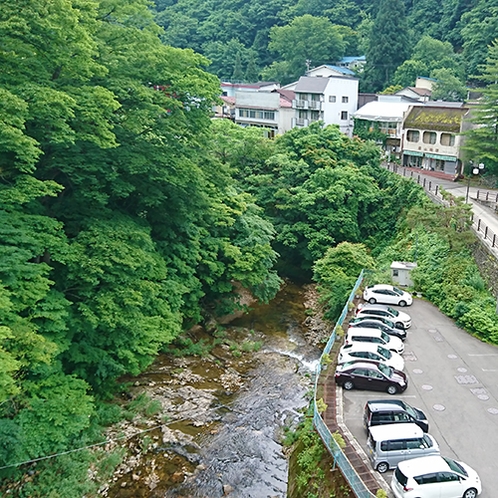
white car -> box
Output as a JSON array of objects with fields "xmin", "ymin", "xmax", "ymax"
[
  {"xmin": 363, "ymin": 284, "xmax": 413, "ymax": 307},
  {"xmin": 391, "ymin": 455, "xmax": 482, "ymax": 498},
  {"xmin": 356, "ymin": 303, "xmax": 412, "ymax": 329},
  {"xmin": 345, "ymin": 327, "xmax": 405, "ymax": 354},
  {"xmin": 338, "ymin": 342, "xmax": 405, "ymax": 371}
]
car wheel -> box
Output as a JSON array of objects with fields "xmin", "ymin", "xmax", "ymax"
[
  {"xmin": 376, "ymin": 462, "xmax": 389, "ymax": 473},
  {"xmin": 368, "ymin": 298, "xmax": 377, "ymax": 304},
  {"xmin": 462, "ymin": 488, "xmax": 478, "ymax": 498},
  {"xmin": 343, "ymin": 381, "xmax": 354, "ymax": 391},
  {"xmin": 398, "ymin": 300, "xmax": 407, "ymax": 307},
  {"xmin": 387, "ymin": 384, "xmax": 398, "ymax": 395}
]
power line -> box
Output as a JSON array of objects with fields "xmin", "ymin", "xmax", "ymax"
[{"xmin": 0, "ymin": 424, "xmax": 163, "ymax": 471}]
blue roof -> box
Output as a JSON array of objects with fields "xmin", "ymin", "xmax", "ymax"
[
  {"xmin": 338, "ymin": 56, "xmax": 366, "ymax": 64},
  {"xmin": 325, "ymin": 65, "xmax": 355, "ymax": 76}
]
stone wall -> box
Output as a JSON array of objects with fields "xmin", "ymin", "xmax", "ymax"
[{"xmin": 472, "ymin": 240, "xmax": 498, "ymax": 297}]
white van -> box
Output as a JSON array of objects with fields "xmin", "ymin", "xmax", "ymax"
[
  {"xmin": 345, "ymin": 327, "xmax": 405, "ymax": 354},
  {"xmin": 367, "ymin": 423, "xmax": 440, "ymax": 473}
]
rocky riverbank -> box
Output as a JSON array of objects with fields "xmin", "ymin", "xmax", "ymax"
[{"xmin": 97, "ymin": 282, "xmax": 331, "ymax": 497}]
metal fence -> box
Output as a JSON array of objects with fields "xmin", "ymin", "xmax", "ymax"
[
  {"xmin": 312, "ymin": 270, "xmax": 377, "ymax": 498},
  {"xmin": 384, "ymin": 164, "xmax": 498, "ymax": 257}
]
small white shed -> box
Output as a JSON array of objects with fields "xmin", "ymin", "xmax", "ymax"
[{"xmin": 390, "ymin": 261, "xmax": 417, "ymax": 287}]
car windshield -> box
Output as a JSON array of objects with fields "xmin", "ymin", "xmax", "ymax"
[
  {"xmin": 386, "ymin": 306, "xmax": 399, "ymax": 317},
  {"xmin": 443, "ymin": 457, "xmax": 468, "ymax": 477},
  {"xmin": 377, "ymin": 363, "xmax": 392, "ymax": 377},
  {"xmin": 400, "ymin": 402, "xmax": 417, "ymax": 418},
  {"xmin": 377, "ymin": 346, "xmax": 391, "ymax": 359},
  {"xmin": 392, "ymin": 286, "xmax": 404, "ymax": 296}
]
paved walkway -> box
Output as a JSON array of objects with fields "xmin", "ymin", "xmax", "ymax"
[{"xmin": 384, "ymin": 164, "xmax": 498, "ymax": 259}]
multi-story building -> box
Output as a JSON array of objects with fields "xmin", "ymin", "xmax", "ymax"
[
  {"xmin": 290, "ymin": 75, "xmax": 359, "ymax": 136},
  {"xmin": 234, "ymin": 89, "xmax": 294, "ymax": 137},
  {"xmin": 353, "ymin": 95, "xmax": 421, "ymax": 159},
  {"xmin": 401, "ymin": 103, "xmax": 471, "ymax": 176}
]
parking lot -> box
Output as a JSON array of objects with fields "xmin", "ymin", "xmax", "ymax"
[{"xmin": 340, "ymin": 298, "xmax": 498, "ymax": 497}]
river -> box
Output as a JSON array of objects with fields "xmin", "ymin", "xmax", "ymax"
[{"xmin": 100, "ymin": 282, "xmax": 326, "ymax": 497}]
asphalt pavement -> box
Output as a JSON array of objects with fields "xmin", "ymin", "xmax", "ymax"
[
  {"xmin": 339, "ymin": 298, "xmax": 498, "ymax": 498},
  {"xmin": 387, "ymin": 165, "xmax": 498, "ymax": 259}
]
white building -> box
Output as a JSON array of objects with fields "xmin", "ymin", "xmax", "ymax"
[
  {"xmin": 353, "ymin": 95, "xmax": 421, "ymax": 158},
  {"xmin": 401, "ymin": 104, "xmax": 470, "ymax": 175},
  {"xmin": 290, "ymin": 75, "xmax": 358, "ymax": 136},
  {"xmin": 234, "ymin": 89, "xmax": 294, "ymax": 137}
]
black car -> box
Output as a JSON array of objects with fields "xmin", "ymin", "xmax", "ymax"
[
  {"xmin": 349, "ymin": 317, "xmax": 407, "ymax": 341},
  {"xmin": 334, "ymin": 361, "xmax": 408, "ymax": 395},
  {"xmin": 363, "ymin": 399, "xmax": 429, "ymax": 432}
]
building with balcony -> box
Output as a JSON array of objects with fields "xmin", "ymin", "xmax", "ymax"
[
  {"xmin": 353, "ymin": 95, "xmax": 420, "ymax": 158},
  {"xmin": 290, "ymin": 75, "xmax": 358, "ymax": 136},
  {"xmin": 401, "ymin": 103, "xmax": 471, "ymax": 176},
  {"xmin": 234, "ymin": 89, "xmax": 294, "ymax": 137}
]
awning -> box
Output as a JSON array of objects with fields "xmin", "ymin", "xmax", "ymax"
[
  {"xmin": 403, "ymin": 150, "xmax": 423, "ymax": 157},
  {"xmin": 424, "ymin": 153, "xmax": 457, "ymax": 162}
]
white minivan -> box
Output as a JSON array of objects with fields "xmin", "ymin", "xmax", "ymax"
[
  {"xmin": 345, "ymin": 327, "xmax": 405, "ymax": 354},
  {"xmin": 367, "ymin": 423, "xmax": 440, "ymax": 473}
]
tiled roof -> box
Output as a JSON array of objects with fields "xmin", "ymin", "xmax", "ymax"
[
  {"xmin": 407, "ymin": 87, "xmax": 432, "ymax": 96},
  {"xmin": 324, "ymin": 64, "xmax": 355, "ymax": 76},
  {"xmin": 294, "ymin": 76, "xmax": 330, "ymax": 93}
]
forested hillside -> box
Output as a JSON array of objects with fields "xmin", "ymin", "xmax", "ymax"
[
  {"xmin": 153, "ymin": 0, "xmax": 497, "ymax": 91},
  {"xmin": 0, "ymin": 0, "xmax": 487, "ymax": 496}
]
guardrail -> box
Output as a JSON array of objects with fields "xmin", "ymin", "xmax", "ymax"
[
  {"xmin": 384, "ymin": 164, "xmax": 498, "ymax": 257},
  {"xmin": 312, "ymin": 270, "xmax": 378, "ymax": 498}
]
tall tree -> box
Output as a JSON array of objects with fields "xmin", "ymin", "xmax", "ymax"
[
  {"xmin": 463, "ymin": 39, "xmax": 498, "ymax": 175},
  {"xmin": 362, "ymin": 0, "xmax": 410, "ymax": 92},
  {"xmin": 460, "ymin": 0, "xmax": 498, "ymax": 81},
  {"xmin": 264, "ymin": 15, "xmax": 346, "ymax": 84}
]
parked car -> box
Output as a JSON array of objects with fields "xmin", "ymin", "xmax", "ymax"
[
  {"xmin": 363, "ymin": 284, "xmax": 413, "ymax": 307},
  {"xmin": 345, "ymin": 328, "xmax": 405, "ymax": 354},
  {"xmin": 356, "ymin": 304, "xmax": 412, "ymax": 329},
  {"xmin": 367, "ymin": 423, "xmax": 439, "ymax": 473},
  {"xmin": 334, "ymin": 360, "xmax": 407, "ymax": 395},
  {"xmin": 338, "ymin": 343, "xmax": 405, "ymax": 371},
  {"xmin": 364, "ymin": 399, "xmax": 429, "ymax": 433},
  {"xmin": 391, "ymin": 455, "xmax": 482, "ymax": 498},
  {"xmin": 349, "ymin": 317, "xmax": 407, "ymax": 341}
]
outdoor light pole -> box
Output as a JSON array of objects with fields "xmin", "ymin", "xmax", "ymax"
[{"xmin": 465, "ymin": 162, "xmax": 485, "ymax": 203}]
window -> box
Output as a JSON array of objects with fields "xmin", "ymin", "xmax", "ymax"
[
  {"xmin": 406, "ymin": 130, "xmax": 419, "ymax": 142},
  {"xmin": 311, "ymin": 94, "xmax": 320, "ymax": 101},
  {"xmin": 341, "ymin": 111, "xmax": 348, "ymax": 120},
  {"xmin": 414, "ymin": 473, "xmax": 438, "ymax": 485},
  {"xmin": 438, "ymin": 472, "xmax": 459, "ymax": 482},
  {"xmin": 264, "ymin": 111, "xmax": 275, "ymax": 120},
  {"xmin": 440, "ymin": 133, "xmax": 455, "ymax": 146},
  {"xmin": 423, "ymin": 131, "xmax": 437, "ymax": 144},
  {"xmin": 392, "ymin": 269, "xmax": 399, "ymax": 277},
  {"xmin": 342, "ymin": 96, "xmax": 349, "ymax": 103},
  {"xmin": 329, "ymin": 95, "xmax": 336, "ymax": 103}
]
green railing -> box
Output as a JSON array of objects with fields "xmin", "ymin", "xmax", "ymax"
[{"xmin": 313, "ymin": 270, "xmax": 378, "ymax": 498}]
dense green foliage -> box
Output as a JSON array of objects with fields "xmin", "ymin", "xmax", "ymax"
[
  {"xmin": 362, "ymin": 0, "xmax": 410, "ymax": 92},
  {"xmin": 3, "ymin": 0, "xmax": 498, "ymax": 496},
  {"xmin": 211, "ymin": 120, "xmax": 428, "ymax": 278},
  {"xmin": 151, "ymin": 0, "xmax": 497, "ymax": 91},
  {"xmin": 464, "ymin": 40, "xmax": 498, "ymax": 175},
  {"xmin": 369, "ymin": 191, "xmax": 498, "ymax": 343},
  {"xmin": 0, "ymin": 0, "xmax": 282, "ymax": 494}
]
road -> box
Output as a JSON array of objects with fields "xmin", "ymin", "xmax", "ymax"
[{"xmin": 340, "ymin": 298, "xmax": 498, "ymax": 497}]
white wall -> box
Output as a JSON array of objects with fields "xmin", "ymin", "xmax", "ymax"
[{"xmin": 322, "ymin": 78, "xmax": 358, "ymax": 136}]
